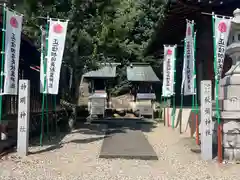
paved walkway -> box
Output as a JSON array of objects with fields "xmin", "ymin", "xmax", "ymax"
[
  {"xmin": 99, "ymin": 123, "xmax": 158, "ymax": 160},
  {"xmin": 0, "ymin": 123, "xmax": 239, "ymax": 180}
]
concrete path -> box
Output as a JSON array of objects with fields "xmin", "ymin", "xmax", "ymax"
[
  {"xmin": 0, "ymin": 123, "xmax": 239, "ymax": 180},
  {"xmin": 99, "ymin": 123, "xmax": 158, "ymax": 160}
]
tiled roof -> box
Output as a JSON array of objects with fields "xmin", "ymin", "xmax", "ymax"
[
  {"xmin": 83, "ymin": 63, "xmax": 121, "ymax": 78},
  {"xmin": 127, "ymin": 63, "xmax": 160, "ymax": 82}
]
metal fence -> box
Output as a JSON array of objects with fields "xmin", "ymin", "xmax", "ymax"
[
  {"xmin": 1, "ymin": 60, "xmax": 74, "ymax": 137},
  {"xmin": 2, "ymin": 64, "xmax": 67, "ymax": 117}
]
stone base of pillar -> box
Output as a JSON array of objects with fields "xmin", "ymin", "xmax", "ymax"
[
  {"xmin": 222, "ymin": 119, "xmax": 240, "ymax": 161},
  {"xmin": 213, "ymin": 102, "xmax": 240, "ymax": 161}
]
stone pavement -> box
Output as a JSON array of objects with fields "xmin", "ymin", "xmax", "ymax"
[
  {"xmin": 99, "ymin": 123, "xmax": 158, "ymax": 160},
  {"xmin": 0, "ymin": 123, "xmax": 239, "ymax": 180}
]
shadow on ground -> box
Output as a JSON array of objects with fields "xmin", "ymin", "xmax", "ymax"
[
  {"xmin": 28, "ymin": 123, "xmax": 106, "ymax": 155},
  {"xmin": 28, "ymin": 136, "xmax": 106, "ymax": 155},
  {"xmin": 27, "ymin": 118, "xmax": 158, "ymax": 156}
]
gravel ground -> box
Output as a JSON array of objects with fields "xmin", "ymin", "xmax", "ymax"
[{"xmin": 0, "ymin": 123, "xmax": 240, "ymax": 180}]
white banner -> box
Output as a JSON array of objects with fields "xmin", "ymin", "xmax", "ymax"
[
  {"xmin": 43, "ymin": 19, "xmax": 68, "ymax": 94},
  {"xmin": 4, "ymin": 9, "xmax": 23, "ymax": 95},
  {"xmin": 214, "ymin": 16, "xmax": 231, "ymax": 81},
  {"xmin": 162, "ymin": 45, "xmax": 176, "ymax": 97},
  {"xmin": 181, "ymin": 20, "xmax": 195, "ymax": 95}
]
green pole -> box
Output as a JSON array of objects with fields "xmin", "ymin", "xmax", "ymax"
[
  {"xmin": 172, "ymin": 97, "xmax": 175, "ymax": 129},
  {"xmin": 53, "ymin": 95, "xmax": 57, "ymax": 134},
  {"xmin": 163, "ymin": 96, "xmax": 165, "ymax": 126},
  {"xmin": 0, "ymin": 4, "xmax": 6, "ymax": 126},
  {"xmin": 180, "ymin": 93, "xmax": 183, "ymax": 133},
  {"xmin": 212, "ymin": 15, "xmax": 220, "ymax": 124},
  {"xmin": 191, "ymin": 95, "xmax": 195, "ymax": 119},
  {"xmin": 212, "ymin": 15, "xmax": 220, "ymax": 123},
  {"xmin": 171, "ymin": 45, "xmax": 177, "ymax": 129},
  {"xmin": 193, "ymin": 31, "xmax": 199, "ymax": 145},
  {"xmin": 46, "ymin": 94, "xmax": 49, "ymax": 140},
  {"xmin": 180, "ymin": 37, "xmax": 187, "ymax": 134},
  {"xmin": 40, "ymin": 34, "xmax": 45, "ymax": 145},
  {"xmin": 159, "ymin": 95, "xmax": 163, "ymax": 120},
  {"xmin": 40, "ymin": 20, "xmax": 49, "ymax": 146},
  {"xmin": 45, "ymin": 21, "xmax": 49, "ymax": 140},
  {"xmin": 212, "ymin": 13, "xmax": 222, "ymax": 163},
  {"xmin": 191, "ymin": 22, "xmax": 195, "ymax": 137}
]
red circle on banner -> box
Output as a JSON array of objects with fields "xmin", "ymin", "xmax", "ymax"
[
  {"xmin": 218, "ymin": 22, "xmax": 227, "ymax": 33},
  {"xmin": 167, "ymin": 49, "xmax": 172, "ymax": 55},
  {"xmin": 10, "ymin": 17, "xmax": 18, "ymax": 28},
  {"xmin": 187, "ymin": 26, "xmax": 191, "ymax": 36},
  {"xmin": 53, "ymin": 24, "xmax": 63, "ymax": 33}
]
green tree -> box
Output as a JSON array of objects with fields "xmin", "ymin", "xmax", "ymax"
[{"xmin": 17, "ymin": 0, "xmax": 167, "ymax": 98}]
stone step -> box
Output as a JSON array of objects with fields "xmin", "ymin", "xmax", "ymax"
[
  {"xmin": 212, "ymin": 110, "xmax": 240, "ymax": 119},
  {"xmin": 89, "ymin": 117, "xmax": 157, "ymax": 125}
]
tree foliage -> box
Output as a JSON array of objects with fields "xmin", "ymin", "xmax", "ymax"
[{"xmin": 17, "ymin": 0, "xmax": 166, "ymax": 95}]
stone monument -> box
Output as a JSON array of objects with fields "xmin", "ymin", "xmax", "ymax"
[
  {"xmin": 201, "ymin": 80, "xmax": 213, "ymax": 160},
  {"xmin": 218, "ymin": 8, "xmax": 240, "ymax": 161},
  {"xmin": 17, "ymin": 80, "xmax": 30, "ymax": 156}
]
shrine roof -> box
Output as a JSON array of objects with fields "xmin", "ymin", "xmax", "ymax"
[
  {"xmin": 83, "ymin": 63, "xmax": 121, "ymax": 78},
  {"xmin": 127, "ymin": 63, "xmax": 160, "ymax": 82}
]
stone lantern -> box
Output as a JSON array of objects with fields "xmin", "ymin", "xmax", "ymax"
[{"xmin": 218, "ymin": 8, "xmax": 240, "ymax": 161}]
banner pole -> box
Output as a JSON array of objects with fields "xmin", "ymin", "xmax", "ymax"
[
  {"xmin": 190, "ymin": 22, "xmax": 195, "ymax": 138},
  {"xmin": 171, "ymin": 96, "xmax": 175, "ymax": 129},
  {"xmin": 180, "ymin": 93, "xmax": 183, "ymax": 133},
  {"xmin": 45, "ymin": 20, "xmax": 49, "ymax": 140},
  {"xmin": 160, "ymin": 95, "xmax": 163, "ymax": 121},
  {"xmin": 163, "ymin": 96, "xmax": 166, "ymax": 126},
  {"xmin": 0, "ymin": 4, "xmax": 6, "ymax": 128},
  {"xmin": 212, "ymin": 13, "xmax": 222, "ymax": 163},
  {"xmin": 167, "ymin": 97, "xmax": 170, "ymax": 127},
  {"xmin": 191, "ymin": 95, "xmax": 195, "ymax": 137},
  {"xmin": 180, "ymin": 37, "xmax": 187, "ymax": 134},
  {"xmin": 172, "ymin": 45, "xmax": 177, "ymax": 129},
  {"xmin": 40, "ymin": 19, "xmax": 49, "ymax": 146},
  {"xmin": 46, "ymin": 94, "xmax": 49, "ymax": 140},
  {"xmin": 193, "ymin": 31, "xmax": 199, "ymax": 145},
  {"xmin": 40, "ymin": 47, "xmax": 45, "ymax": 145},
  {"xmin": 53, "ymin": 95, "xmax": 57, "ymax": 134}
]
